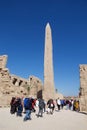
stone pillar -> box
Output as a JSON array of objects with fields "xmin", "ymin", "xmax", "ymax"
[
  {"xmin": 79, "ymin": 65, "xmax": 87, "ymax": 112},
  {"xmin": 0, "ymin": 55, "xmax": 7, "ymax": 69},
  {"xmin": 43, "ymin": 23, "xmax": 55, "ymax": 101}
]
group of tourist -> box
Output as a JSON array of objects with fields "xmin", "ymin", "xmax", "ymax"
[{"xmin": 10, "ymin": 96, "xmax": 80, "ymax": 121}]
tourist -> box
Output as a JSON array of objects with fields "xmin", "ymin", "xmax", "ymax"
[
  {"xmin": 37, "ymin": 97, "xmax": 44, "ymax": 117},
  {"xmin": 75, "ymin": 100, "xmax": 80, "ymax": 112},
  {"xmin": 16, "ymin": 97, "xmax": 23, "ymax": 117},
  {"xmin": 71, "ymin": 99, "xmax": 74, "ymax": 111},
  {"xmin": 43, "ymin": 100, "xmax": 47, "ymax": 112},
  {"xmin": 23, "ymin": 97, "xmax": 32, "ymax": 121},
  {"xmin": 10, "ymin": 97, "xmax": 17, "ymax": 114},
  {"xmin": 57, "ymin": 98, "xmax": 61, "ymax": 110},
  {"xmin": 61, "ymin": 99, "xmax": 65, "ymax": 109},
  {"xmin": 31, "ymin": 98, "xmax": 36, "ymax": 112},
  {"xmin": 47, "ymin": 99, "xmax": 55, "ymax": 114}
]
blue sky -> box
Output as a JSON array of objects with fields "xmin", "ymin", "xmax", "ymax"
[{"xmin": 0, "ymin": 0, "xmax": 87, "ymax": 96}]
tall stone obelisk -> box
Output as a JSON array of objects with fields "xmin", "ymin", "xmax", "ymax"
[{"xmin": 43, "ymin": 23, "xmax": 55, "ymax": 100}]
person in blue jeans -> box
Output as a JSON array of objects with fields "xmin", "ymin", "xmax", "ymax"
[
  {"xmin": 24, "ymin": 109, "xmax": 31, "ymax": 121},
  {"xmin": 23, "ymin": 98, "xmax": 32, "ymax": 121}
]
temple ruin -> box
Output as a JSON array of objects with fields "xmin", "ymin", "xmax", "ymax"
[
  {"xmin": 79, "ymin": 65, "xmax": 87, "ymax": 112},
  {"xmin": 0, "ymin": 55, "xmax": 43, "ymax": 106}
]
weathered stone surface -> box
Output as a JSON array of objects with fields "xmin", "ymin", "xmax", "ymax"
[
  {"xmin": 43, "ymin": 23, "xmax": 55, "ymax": 100},
  {"xmin": 79, "ymin": 65, "xmax": 87, "ymax": 112},
  {"xmin": 43, "ymin": 23, "xmax": 63, "ymax": 100},
  {"xmin": 29, "ymin": 76, "xmax": 43, "ymax": 98},
  {"xmin": 0, "ymin": 55, "xmax": 43, "ymax": 106},
  {"xmin": 0, "ymin": 55, "xmax": 7, "ymax": 69}
]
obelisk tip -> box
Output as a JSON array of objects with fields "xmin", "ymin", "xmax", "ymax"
[{"xmin": 46, "ymin": 22, "xmax": 50, "ymax": 28}]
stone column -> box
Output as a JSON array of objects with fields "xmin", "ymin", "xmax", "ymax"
[
  {"xmin": 79, "ymin": 65, "xmax": 87, "ymax": 112},
  {"xmin": 0, "ymin": 55, "xmax": 7, "ymax": 69}
]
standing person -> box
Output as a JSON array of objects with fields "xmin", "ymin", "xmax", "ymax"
[
  {"xmin": 23, "ymin": 97, "xmax": 32, "ymax": 121},
  {"xmin": 35, "ymin": 98, "xmax": 39, "ymax": 107},
  {"xmin": 75, "ymin": 100, "xmax": 80, "ymax": 112},
  {"xmin": 16, "ymin": 98, "xmax": 23, "ymax": 117},
  {"xmin": 35, "ymin": 98, "xmax": 39, "ymax": 115},
  {"xmin": 71, "ymin": 99, "xmax": 74, "ymax": 111},
  {"xmin": 66, "ymin": 100, "xmax": 69, "ymax": 110},
  {"xmin": 73, "ymin": 100, "xmax": 76, "ymax": 111},
  {"xmin": 57, "ymin": 98, "xmax": 61, "ymax": 110},
  {"xmin": 31, "ymin": 98, "xmax": 36, "ymax": 112},
  {"xmin": 10, "ymin": 97, "xmax": 17, "ymax": 114},
  {"xmin": 47, "ymin": 99, "xmax": 55, "ymax": 114},
  {"xmin": 61, "ymin": 99, "xmax": 64, "ymax": 109},
  {"xmin": 37, "ymin": 98, "xmax": 44, "ymax": 117},
  {"xmin": 43, "ymin": 100, "xmax": 47, "ymax": 113}
]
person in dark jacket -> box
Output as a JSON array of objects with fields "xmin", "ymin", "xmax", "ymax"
[
  {"xmin": 47, "ymin": 99, "xmax": 55, "ymax": 114},
  {"xmin": 23, "ymin": 97, "xmax": 32, "ymax": 121},
  {"xmin": 10, "ymin": 97, "xmax": 17, "ymax": 114},
  {"xmin": 16, "ymin": 98, "xmax": 23, "ymax": 117},
  {"xmin": 37, "ymin": 98, "xmax": 44, "ymax": 117}
]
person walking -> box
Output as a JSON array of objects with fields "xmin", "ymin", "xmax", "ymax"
[
  {"xmin": 37, "ymin": 98, "xmax": 44, "ymax": 117},
  {"xmin": 57, "ymin": 98, "xmax": 61, "ymax": 110},
  {"xmin": 23, "ymin": 97, "xmax": 32, "ymax": 121}
]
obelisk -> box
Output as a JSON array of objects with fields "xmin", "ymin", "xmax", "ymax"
[{"xmin": 43, "ymin": 23, "xmax": 55, "ymax": 100}]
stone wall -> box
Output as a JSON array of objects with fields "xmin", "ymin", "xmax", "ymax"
[
  {"xmin": 79, "ymin": 65, "xmax": 87, "ymax": 112},
  {"xmin": 0, "ymin": 55, "xmax": 43, "ymax": 106},
  {"xmin": 29, "ymin": 76, "xmax": 43, "ymax": 98}
]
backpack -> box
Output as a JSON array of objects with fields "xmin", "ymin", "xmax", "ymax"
[{"xmin": 24, "ymin": 98, "xmax": 32, "ymax": 109}]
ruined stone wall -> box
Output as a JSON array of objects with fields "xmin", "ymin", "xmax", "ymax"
[
  {"xmin": 0, "ymin": 55, "xmax": 43, "ymax": 106},
  {"xmin": 0, "ymin": 68, "xmax": 10, "ymax": 82},
  {"xmin": 79, "ymin": 65, "xmax": 87, "ymax": 112},
  {"xmin": 10, "ymin": 74, "xmax": 29, "ymax": 87},
  {"xmin": 29, "ymin": 76, "xmax": 43, "ymax": 98}
]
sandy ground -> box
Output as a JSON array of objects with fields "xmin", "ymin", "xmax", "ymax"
[{"xmin": 0, "ymin": 108, "xmax": 87, "ymax": 130}]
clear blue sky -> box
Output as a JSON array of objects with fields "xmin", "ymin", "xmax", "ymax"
[{"xmin": 0, "ymin": 0, "xmax": 87, "ymax": 96}]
